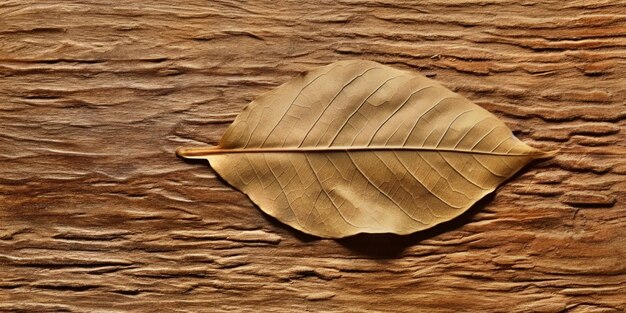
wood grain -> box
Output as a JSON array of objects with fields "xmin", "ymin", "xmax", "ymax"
[{"xmin": 1, "ymin": 1, "xmax": 625, "ymax": 312}]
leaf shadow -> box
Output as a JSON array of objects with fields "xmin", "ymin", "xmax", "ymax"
[
  {"xmin": 335, "ymin": 193, "xmax": 493, "ymax": 259},
  {"xmin": 176, "ymin": 156, "xmax": 210, "ymax": 165}
]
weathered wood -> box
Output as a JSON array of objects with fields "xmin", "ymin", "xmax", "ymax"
[{"xmin": 1, "ymin": 1, "xmax": 625, "ymax": 312}]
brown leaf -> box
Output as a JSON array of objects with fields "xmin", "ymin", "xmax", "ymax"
[{"xmin": 177, "ymin": 60, "xmax": 553, "ymax": 238}]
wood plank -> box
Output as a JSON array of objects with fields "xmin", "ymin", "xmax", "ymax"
[{"xmin": 1, "ymin": 1, "xmax": 625, "ymax": 312}]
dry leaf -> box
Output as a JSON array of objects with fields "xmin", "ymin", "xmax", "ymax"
[{"xmin": 177, "ymin": 60, "xmax": 553, "ymax": 238}]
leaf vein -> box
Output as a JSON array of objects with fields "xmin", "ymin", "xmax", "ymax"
[
  {"xmin": 328, "ymin": 74, "xmax": 408, "ymax": 146},
  {"xmin": 402, "ymin": 95, "xmax": 460, "ymax": 146},
  {"xmin": 348, "ymin": 152, "xmax": 428, "ymax": 225},
  {"xmin": 303, "ymin": 153, "xmax": 362, "ymax": 229},
  {"xmin": 299, "ymin": 66, "xmax": 382, "ymax": 147},
  {"xmin": 260, "ymin": 63, "xmax": 341, "ymax": 147}
]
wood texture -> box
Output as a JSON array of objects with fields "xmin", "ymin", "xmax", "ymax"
[{"xmin": 1, "ymin": 1, "xmax": 625, "ymax": 312}]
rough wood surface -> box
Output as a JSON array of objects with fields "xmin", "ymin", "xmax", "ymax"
[{"xmin": 1, "ymin": 1, "xmax": 625, "ymax": 312}]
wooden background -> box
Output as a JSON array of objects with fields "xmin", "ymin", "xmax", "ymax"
[{"xmin": 1, "ymin": 1, "xmax": 625, "ymax": 312}]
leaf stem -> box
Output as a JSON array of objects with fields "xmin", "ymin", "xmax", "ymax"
[{"xmin": 176, "ymin": 146, "xmax": 223, "ymax": 159}]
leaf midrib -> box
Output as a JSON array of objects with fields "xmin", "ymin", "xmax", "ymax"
[{"xmin": 177, "ymin": 146, "xmax": 547, "ymax": 158}]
